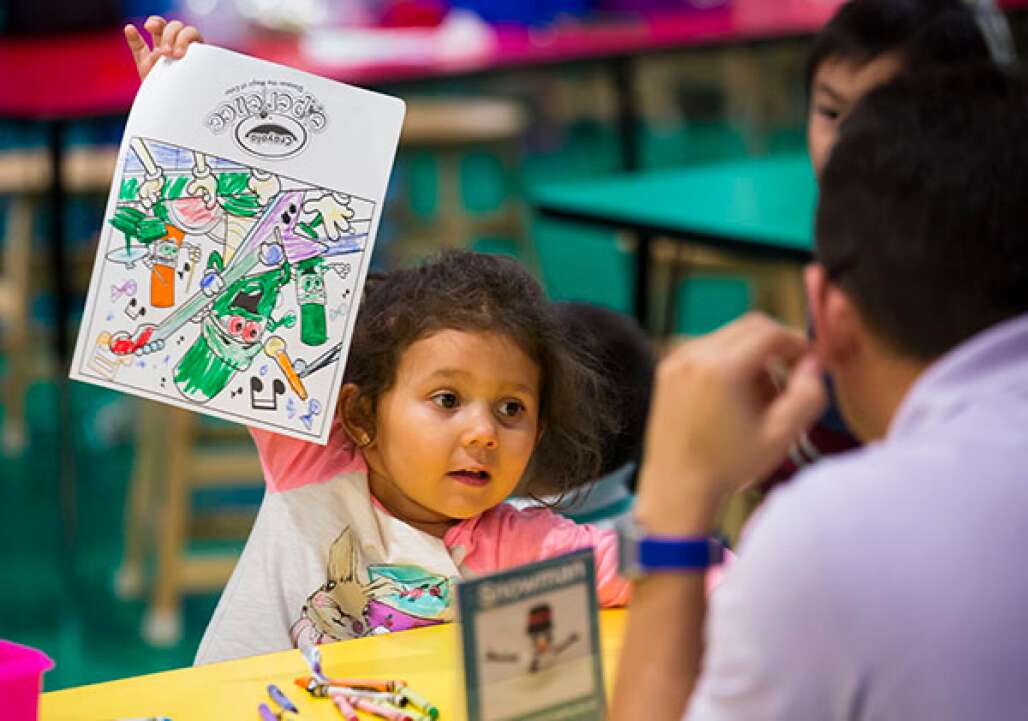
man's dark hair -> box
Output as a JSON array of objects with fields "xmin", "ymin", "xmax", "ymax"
[
  {"xmin": 816, "ymin": 65, "xmax": 1028, "ymax": 360},
  {"xmin": 806, "ymin": 0, "xmax": 995, "ymax": 93}
]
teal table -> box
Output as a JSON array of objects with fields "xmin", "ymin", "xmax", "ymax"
[{"xmin": 532, "ymin": 152, "xmax": 817, "ymax": 325}]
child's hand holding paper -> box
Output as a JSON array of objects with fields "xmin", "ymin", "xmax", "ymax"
[{"xmin": 124, "ymin": 16, "xmax": 204, "ymax": 80}]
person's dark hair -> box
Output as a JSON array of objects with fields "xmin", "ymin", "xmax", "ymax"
[
  {"xmin": 805, "ymin": 0, "xmax": 996, "ymax": 93},
  {"xmin": 553, "ymin": 302, "xmax": 655, "ymax": 477},
  {"xmin": 342, "ymin": 250, "xmax": 614, "ymax": 498},
  {"xmin": 816, "ymin": 64, "xmax": 1028, "ymax": 360}
]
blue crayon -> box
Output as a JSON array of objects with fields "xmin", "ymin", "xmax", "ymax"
[{"xmin": 268, "ymin": 683, "xmax": 299, "ymax": 714}]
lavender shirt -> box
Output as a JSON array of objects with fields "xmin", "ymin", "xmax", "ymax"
[{"xmin": 686, "ymin": 313, "xmax": 1028, "ymax": 721}]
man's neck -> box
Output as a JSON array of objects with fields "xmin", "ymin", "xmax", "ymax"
[{"xmin": 848, "ymin": 344, "xmax": 928, "ymax": 441}]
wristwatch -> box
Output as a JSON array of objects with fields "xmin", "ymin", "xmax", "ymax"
[{"xmin": 618, "ymin": 517, "xmax": 724, "ymax": 578}]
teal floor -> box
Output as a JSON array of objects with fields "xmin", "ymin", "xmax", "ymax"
[{"xmin": 0, "ymin": 115, "xmax": 791, "ymax": 691}]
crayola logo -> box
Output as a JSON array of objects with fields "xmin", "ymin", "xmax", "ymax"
[
  {"xmin": 235, "ymin": 114, "xmax": 308, "ymax": 159},
  {"xmin": 207, "ymin": 81, "xmax": 328, "ymax": 160}
]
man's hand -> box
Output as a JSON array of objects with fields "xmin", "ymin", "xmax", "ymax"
[
  {"xmin": 635, "ymin": 313, "xmax": 827, "ymax": 535},
  {"xmin": 124, "ymin": 16, "xmax": 204, "ymax": 81}
]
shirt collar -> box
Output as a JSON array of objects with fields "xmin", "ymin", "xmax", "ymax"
[{"xmin": 889, "ymin": 313, "xmax": 1028, "ymax": 438}]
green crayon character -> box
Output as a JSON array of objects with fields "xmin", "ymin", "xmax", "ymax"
[
  {"xmin": 296, "ymin": 256, "xmax": 328, "ymax": 346},
  {"xmin": 174, "ymin": 262, "xmax": 295, "ymax": 403}
]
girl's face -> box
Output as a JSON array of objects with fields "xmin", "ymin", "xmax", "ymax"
[
  {"xmin": 807, "ymin": 53, "xmax": 902, "ymax": 177},
  {"xmin": 361, "ymin": 329, "xmax": 542, "ymax": 536}
]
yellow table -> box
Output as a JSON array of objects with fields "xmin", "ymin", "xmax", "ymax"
[{"xmin": 41, "ymin": 610, "xmax": 626, "ymax": 720}]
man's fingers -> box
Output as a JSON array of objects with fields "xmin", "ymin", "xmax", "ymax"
[
  {"xmin": 759, "ymin": 354, "xmax": 827, "ymax": 454},
  {"xmin": 735, "ymin": 316, "xmax": 808, "ymax": 369},
  {"xmin": 173, "ymin": 26, "xmax": 204, "ymax": 57}
]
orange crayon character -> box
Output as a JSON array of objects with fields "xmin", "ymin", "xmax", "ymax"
[{"xmin": 150, "ymin": 224, "xmax": 185, "ymax": 308}]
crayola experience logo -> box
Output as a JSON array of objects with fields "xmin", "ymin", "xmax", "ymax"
[{"xmin": 205, "ymin": 79, "xmax": 328, "ymax": 160}]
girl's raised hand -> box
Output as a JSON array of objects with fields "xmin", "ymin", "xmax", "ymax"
[{"xmin": 124, "ymin": 16, "xmax": 204, "ymax": 81}]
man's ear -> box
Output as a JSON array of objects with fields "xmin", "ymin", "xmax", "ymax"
[
  {"xmin": 337, "ymin": 383, "xmax": 376, "ymax": 448},
  {"xmin": 805, "ymin": 263, "xmax": 861, "ymax": 369}
]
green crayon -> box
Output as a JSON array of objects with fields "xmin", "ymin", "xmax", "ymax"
[{"xmin": 398, "ymin": 686, "xmax": 438, "ymax": 719}]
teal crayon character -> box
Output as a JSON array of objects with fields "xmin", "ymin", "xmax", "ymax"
[{"xmin": 296, "ymin": 256, "xmax": 328, "ymax": 346}]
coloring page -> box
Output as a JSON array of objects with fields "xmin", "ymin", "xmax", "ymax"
[{"xmin": 70, "ymin": 45, "xmax": 404, "ymax": 443}]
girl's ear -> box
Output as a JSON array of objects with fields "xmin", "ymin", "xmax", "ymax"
[{"xmin": 337, "ymin": 383, "xmax": 376, "ymax": 448}]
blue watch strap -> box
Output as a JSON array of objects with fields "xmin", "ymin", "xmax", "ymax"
[{"xmin": 637, "ymin": 536, "xmax": 723, "ymax": 571}]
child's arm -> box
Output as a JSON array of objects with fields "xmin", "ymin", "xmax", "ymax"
[
  {"xmin": 250, "ymin": 418, "xmax": 364, "ymax": 492},
  {"xmin": 459, "ymin": 505, "xmax": 631, "ymax": 607},
  {"xmin": 459, "ymin": 505, "xmax": 732, "ymax": 608}
]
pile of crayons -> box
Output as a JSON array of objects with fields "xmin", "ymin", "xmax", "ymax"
[{"xmin": 294, "ymin": 675, "xmax": 439, "ymax": 721}]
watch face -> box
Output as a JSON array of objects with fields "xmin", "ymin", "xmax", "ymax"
[
  {"xmin": 616, "ymin": 519, "xmax": 643, "ymax": 580},
  {"xmin": 617, "ymin": 518, "xmax": 721, "ymax": 576}
]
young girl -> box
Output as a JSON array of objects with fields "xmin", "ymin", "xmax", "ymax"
[{"xmin": 180, "ymin": 249, "xmax": 637, "ymax": 662}]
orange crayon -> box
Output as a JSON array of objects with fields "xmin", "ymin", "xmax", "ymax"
[{"xmin": 294, "ymin": 675, "xmax": 405, "ymax": 693}]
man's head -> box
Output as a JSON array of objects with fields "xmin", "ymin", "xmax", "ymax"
[
  {"xmin": 807, "ymin": 0, "xmax": 995, "ymax": 175},
  {"xmin": 808, "ymin": 65, "xmax": 1028, "ymax": 440}
]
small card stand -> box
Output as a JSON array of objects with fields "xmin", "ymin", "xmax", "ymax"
[{"xmin": 457, "ymin": 549, "xmax": 605, "ymax": 721}]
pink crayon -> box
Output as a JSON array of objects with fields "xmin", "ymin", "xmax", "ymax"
[
  {"xmin": 346, "ymin": 696, "xmax": 418, "ymax": 721},
  {"xmin": 329, "ymin": 689, "xmax": 359, "ymax": 721}
]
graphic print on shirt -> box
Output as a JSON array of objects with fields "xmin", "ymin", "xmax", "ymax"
[{"xmin": 290, "ymin": 526, "xmax": 453, "ymax": 646}]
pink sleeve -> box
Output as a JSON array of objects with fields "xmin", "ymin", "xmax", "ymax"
[
  {"xmin": 459, "ymin": 505, "xmax": 631, "ymax": 608},
  {"xmin": 248, "ymin": 416, "xmax": 366, "ymax": 493},
  {"xmin": 454, "ymin": 505, "xmax": 734, "ymax": 606}
]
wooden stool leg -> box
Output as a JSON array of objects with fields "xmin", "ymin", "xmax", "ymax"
[
  {"xmin": 772, "ymin": 263, "xmax": 807, "ymax": 329},
  {"xmin": 494, "ymin": 140, "xmax": 533, "ymax": 266},
  {"xmin": 115, "ymin": 399, "xmax": 162, "ymax": 599},
  {"xmin": 2, "ymin": 196, "xmax": 33, "ymax": 456},
  {"xmin": 143, "ymin": 407, "xmax": 192, "ymax": 646},
  {"xmin": 437, "ymin": 149, "xmax": 471, "ymax": 250}
]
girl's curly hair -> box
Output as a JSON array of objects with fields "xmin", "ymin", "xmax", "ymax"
[{"xmin": 342, "ymin": 250, "xmax": 615, "ymax": 499}]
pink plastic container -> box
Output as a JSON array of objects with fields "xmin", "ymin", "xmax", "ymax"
[{"xmin": 0, "ymin": 639, "xmax": 54, "ymax": 721}]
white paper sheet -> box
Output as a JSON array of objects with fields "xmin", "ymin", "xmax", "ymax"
[{"xmin": 70, "ymin": 44, "xmax": 405, "ymax": 444}]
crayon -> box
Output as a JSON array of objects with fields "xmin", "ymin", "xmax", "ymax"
[
  {"xmin": 329, "ymin": 689, "xmax": 359, "ymax": 721},
  {"xmin": 294, "ymin": 675, "xmax": 405, "ymax": 693},
  {"xmin": 295, "ymin": 676, "xmax": 329, "ymax": 697},
  {"xmin": 345, "ymin": 696, "xmax": 418, "ymax": 721},
  {"xmin": 268, "ymin": 683, "xmax": 299, "ymax": 714},
  {"xmin": 329, "ymin": 677, "xmax": 407, "ymax": 692},
  {"xmin": 331, "ymin": 687, "xmax": 408, "ymax": 707},
  {"xmin": 398, "ymin": 685, "xmax": 439, "ymax": 719},
  {"xmin": 257, "ymin": 704, "xmax": 279, "ymax": 721}
]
